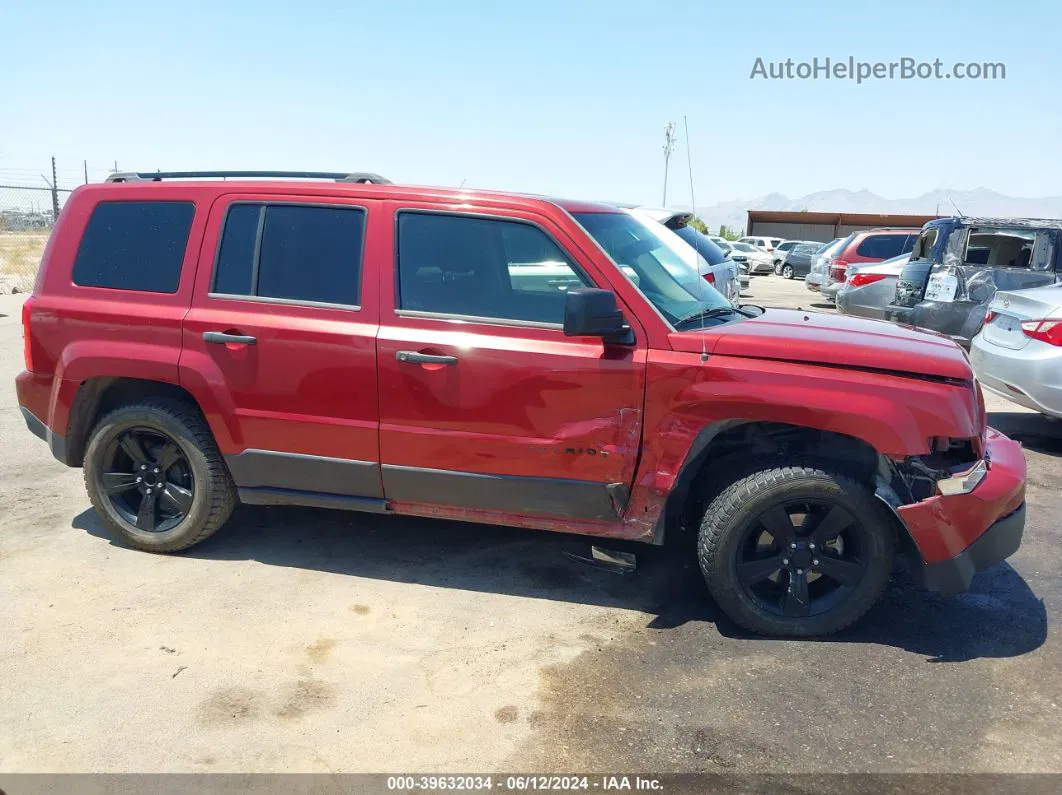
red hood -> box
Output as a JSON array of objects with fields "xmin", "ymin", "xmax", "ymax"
[{"xmin": 671, "ymin": 309, "xmax": 973, "ymax": 381}]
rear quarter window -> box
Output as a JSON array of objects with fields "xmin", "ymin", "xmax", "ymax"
[{"xmin": 72, "ymin": 201, "xmax": 195, "ymax": 293}]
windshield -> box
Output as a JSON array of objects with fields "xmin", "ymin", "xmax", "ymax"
[
  {"xmin": 573, "ymin": 212, "xmax": 732, "ymax": 326},
  {"xmin": 732, "ymin": 242, "xmax": 758, "ymax": 253},
  {"xmin": 672, "ymin": 225, "xmax": 729, "ymax": 265}
]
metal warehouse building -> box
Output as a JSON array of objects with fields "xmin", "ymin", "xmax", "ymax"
[{"xmin": 746, "ymin": 210, "xmax": 939, "ymax": 242}]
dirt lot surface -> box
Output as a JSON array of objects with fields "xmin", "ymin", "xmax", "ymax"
[{"xmin": 1, "ymin": 277, "xmax": 1059, "ymax": 776}]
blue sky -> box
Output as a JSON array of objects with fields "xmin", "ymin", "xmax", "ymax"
[{"xmin": 1, "ymin": 0, "xmax": 1057, "ymax": 205}]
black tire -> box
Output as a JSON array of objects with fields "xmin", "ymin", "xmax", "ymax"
[
  {"xmin": 697, "ymin": 463, "xmax": 894, "ymax": 637},
  {"xmin": 84, "ymin": 398, "xmax": 236, "ymax": 552},
  {"xmin": 773, "ymin": 262, "xmax": 783, "ymax": 275},
  {"xmin": 782, "ymin": 264, "xmax": 794, "ymax": 279}
]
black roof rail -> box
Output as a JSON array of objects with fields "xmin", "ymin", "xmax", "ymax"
[{"xmin": 104, "ymin": 170, "xmax": 392, "ymax": 184}]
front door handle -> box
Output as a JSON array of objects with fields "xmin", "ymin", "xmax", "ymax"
[
  {"xmin": 396, "ymin": 351, "xmax": 457, "ymax": 365},
  {"xmin": 204, "ymin": 331, "xmax": 257, "ymax": 345}
]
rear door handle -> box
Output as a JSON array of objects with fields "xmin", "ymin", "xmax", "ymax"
[
  {"xmin": 204, "ymin": 331, "xmax": 257, "ymax": 345},
  {"xmin": 396, "ymin": 351, "xmax": 457, "ymax": 365}
]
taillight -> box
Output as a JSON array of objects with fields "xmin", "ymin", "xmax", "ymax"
[
  {"xmin": 833, "ymin": 259, "xmax": 849, "ymax": 270},
  {"xmin": 21, "ymin": 297, "xmax": 34, "ymax": 371},
  {"xmin": 1021, "ymin": 319, "xmax": 1062, "ymax": 346},
  {"xmin": 848, "ymin": 272, "xmax": 887, "ymax": 287},
  {"xmin": 983, "ymin": 310, "xmax": 997, "ymax": 325},
  {"xmin": 703, "ymin": 272, "xmax": 716, "ymax": 285}
]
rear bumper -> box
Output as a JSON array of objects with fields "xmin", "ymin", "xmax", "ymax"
[
  {"xmin": 820, "ymin": 281, "xmax": 842, "ymax": 300},
  {"xmin": 19, "ymin": 405, "xmax": 68, "ymax": 464},
  {"xmin": 901, "ymin": 299, "xmax": 981, "ymax": 347},
  {"xmin": 898, "ymin": 429, "xmax": 1026, "ymax": 595},
  {"xmin": 883, "ymin": 305, "xmax": 913, "ymax": 324},
  {"xmin": 16, "ymin": 370, "xmax": 69, "ymax": 465}
]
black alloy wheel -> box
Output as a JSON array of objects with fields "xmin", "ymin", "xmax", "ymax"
[
  {"xmin": 697, "ymin": 463, "xmax": 894, "ymax": 636},
  {"xmin": 734, "ymin": 499, "xmax": 868, "ymax": 619},
  {"xmin": 97, "ymin": 427, "xmax": 195, "ymax": 533}
]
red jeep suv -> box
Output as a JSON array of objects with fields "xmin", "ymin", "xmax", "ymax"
[{"xmin": 16, "ymin": 171, "xmax": 1026, "ymax": 637}]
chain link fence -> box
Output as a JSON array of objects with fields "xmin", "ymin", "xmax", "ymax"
[{"xmin": 0, "ymin": 183, "xmax": 75, "ymax": 294}]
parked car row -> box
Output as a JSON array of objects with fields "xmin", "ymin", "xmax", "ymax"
[{"xmin": 811, "ymin": 214, "xmax": 1062, "ymax": 421}]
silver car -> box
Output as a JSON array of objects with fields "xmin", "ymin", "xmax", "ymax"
[
  {"xmin": 804, "ymin": 238, "xmax": 844, "ymax": 293},
  {"xmin": 970, "ymin": 284, "xmax": 1062, "ymax": 417},
  {"xmin": 835, "ymin": 254, "xmax": 910, "ymax": 320},
  {"xmin": 628, "ymin": 208, "xmax": 742, "ymax": 302}
]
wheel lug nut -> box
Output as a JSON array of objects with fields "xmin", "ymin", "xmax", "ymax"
[
  {"xmin": 813, "ymin": 559, "xmax": 820, "ymax": 566},
  {"xmin": 796, "ymin": 568, "xmax": 804, "ymax": 575},
  {"xmin": 789, "ymin": 542, "xmax": 797, "ymax": 549},
  {"xmin": 809, "ymin": 543, "xmax": 816, "ymax": 549},
  {"xmin": 153, "ymin": 467, "xmax": 159, "ymax": 474},
  {"xmin": 136, "ymin": 476, "xmax": 142, "ymax": 483},
  {"xmin": 782, "ymin": 558, "xmax": 790, "ymax": 565}
]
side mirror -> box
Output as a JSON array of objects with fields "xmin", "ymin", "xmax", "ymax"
[{"xmin": 563, "ymin": 288, "xmax": 633, "ymax": 344}]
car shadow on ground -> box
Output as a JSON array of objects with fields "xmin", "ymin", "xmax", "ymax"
[
  {"xmin": 988, "ymin": 410, "xmax": 1062, "ymax": 457},
  {"xmin": 73, "ymin": 504, "xmax": 1046, "ymax": 663}
]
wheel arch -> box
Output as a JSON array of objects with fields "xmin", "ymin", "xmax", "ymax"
[
  {"xmin": 655, "ymin": 419, "xmax": 899, "ymax": 544},
  {"xmin": 64, "ymin": 377, "xmax": 210, "ymax": 467}
]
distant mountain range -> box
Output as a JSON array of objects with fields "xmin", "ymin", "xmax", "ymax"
[{"xmin": 690, "ymin": 188, "xmax": 1062, "ymax": 235}]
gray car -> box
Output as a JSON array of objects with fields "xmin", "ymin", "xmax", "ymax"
[
  {"xmin": 971, "ymin": 284, "xmax": 1062, "ymax": 417},
  {"xmin": 886, "ymin": 216, "xmax": 1062, "ymax": 347},
  {"xmin": 835, "ymin": 254, "xmax": 910, "ymax": 319},
  {"xmin": 772, "ymin": 239, "xmax": 819, "ymax": 273}
]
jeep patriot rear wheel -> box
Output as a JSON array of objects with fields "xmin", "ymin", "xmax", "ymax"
[
  {"xmin": 697, "ymin": 463, "xmax": 894, "ymax": 637},
  {"xmin": 84, "ymin": 399, "xmax": 236, "ymax": 552}
]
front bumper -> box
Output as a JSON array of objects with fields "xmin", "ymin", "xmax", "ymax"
[
  {"xmin": 921, "ymin": 503, "xmax": 1025, "ymax": 595},
  {"xmin": 898, "ymin": 428, "xmax": 1026, "ymax": 595}
]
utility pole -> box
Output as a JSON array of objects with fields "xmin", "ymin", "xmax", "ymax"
[
  {"xmin": 84, "ymin": 160, "xmax": 89, "ymax": 184},
  {"xmin": 662, "ymin": 122, "xmax": 677, "ymax": 206},
  {"xmin": 51, "ymin": 156, "xmax": 59, "ymax": 220}
]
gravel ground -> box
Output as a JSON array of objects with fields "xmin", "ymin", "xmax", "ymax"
[{"xmin": 0, "ymin": 278, "xmax": 1058, "ymax": 778}]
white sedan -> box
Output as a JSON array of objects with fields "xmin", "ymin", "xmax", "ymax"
[{"xmin": 726, "ymin": 241, "xmax": 774, "ymax": 274}]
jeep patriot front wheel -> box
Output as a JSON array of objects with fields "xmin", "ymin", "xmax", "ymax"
[{"xmin": 697, "ymin": 463, "xmax": 894, "ymax": 637}]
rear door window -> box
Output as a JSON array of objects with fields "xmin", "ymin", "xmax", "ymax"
[
  {"xmin": 73, "ymin": 201, "xmax": 195, "ymax": 293},
  {"xmin": 211, "ymin": 203, "xmax": 366, "ymax": 306},
  {"xmin": 855, "ymin": 234, "xmax": 906, "ymax": 260}
]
